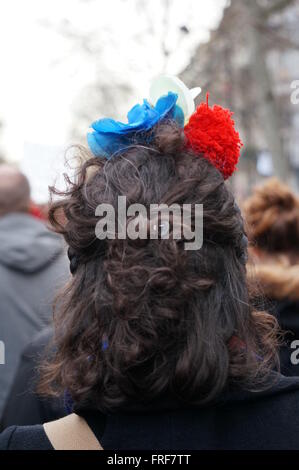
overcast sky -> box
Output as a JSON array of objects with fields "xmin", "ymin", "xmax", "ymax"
[{"xmin": 0, "ymin": 0, "xmax": 227, "ymax": 200}]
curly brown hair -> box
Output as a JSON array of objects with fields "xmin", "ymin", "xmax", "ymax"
[{"xmin": 40, "ymin": 122, "xmax": 279, "ymax": 412}]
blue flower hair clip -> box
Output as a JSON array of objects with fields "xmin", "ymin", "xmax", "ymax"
[{"xmin": 87, "ymin": 75, "xmax": 201, "ymax": 159}]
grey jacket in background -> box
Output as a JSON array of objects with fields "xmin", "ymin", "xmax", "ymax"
[{"xmin": 0, "ymin": 213, "xmax": 69, "ymax": 417}]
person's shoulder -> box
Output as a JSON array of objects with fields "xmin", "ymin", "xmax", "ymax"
[
  {"xmin": 0, "ymin": 424, "xmax": 53, "ymax": 450},
  {"xmin": 22, "ymin": 326, "xmax": 54, "ymax": 357}
]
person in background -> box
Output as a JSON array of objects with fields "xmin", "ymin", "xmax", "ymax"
[
  {"xmin": 0, "ymin": 164, "xmax": 68, "ymax": 418},
  {"xmin": 244, "ymin": 178, "xmax": 299, "ymax": 376},
  {"xmin": 0, "ymin": 327, "xmax": 66, "ymax": 430}
]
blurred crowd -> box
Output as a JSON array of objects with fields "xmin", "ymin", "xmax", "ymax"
[{"xmin": 0, "ymin": 164, "xmax": 68, "ymax": 426}]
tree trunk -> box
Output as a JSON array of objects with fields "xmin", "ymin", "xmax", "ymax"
[{"xmin": 245, "ymin": 0, "xmax": 289, "ymax": 180}]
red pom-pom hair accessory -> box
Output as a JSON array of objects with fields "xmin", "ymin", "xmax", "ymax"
[{"xmin": 184, "ymin": 94, "xmax": 243, "ymax": 180}]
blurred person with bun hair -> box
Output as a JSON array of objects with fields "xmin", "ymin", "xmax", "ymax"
[{"xmin": 244, "ymin": 178, "xmax": 299, "ymax": 375}]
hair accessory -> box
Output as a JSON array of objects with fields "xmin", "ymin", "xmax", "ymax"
[
  {"xmin": 149, "ymin": 75, "xmax": 201, "ymax": 125},
  {"xmin": 233, "ymin": 202, "xmax": 248, "ymax": 264},
  {"xmin": 87, "ymin": 75, "xmax": 242, "ymax": 179},
  {"xmin": 184, "ymin": 93, "xmax": 243, "ymax": 179},
  {"xmin": 102, "ymin": 334, "xmax": 109, "ymax": 351},
  {"xmin": 67, "ymin": 247, "xmax": 79, "ymax": 275},
  {"xmin": 87, "ymin": 92, "xmax": 180, "ymax": 158}
]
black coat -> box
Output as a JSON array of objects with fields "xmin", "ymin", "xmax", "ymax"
[{"xmin": 2, "ymin": 373, "xmax": 299, "ymax": 450}]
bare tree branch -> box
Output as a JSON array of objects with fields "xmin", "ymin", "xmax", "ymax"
[
  {"xmin": 262, "ymin": 0, "xmax": 296, "ymax": 17},
  {"xmin": 262, "ymin": 26, "xmax": 299, "ymax": 50}
]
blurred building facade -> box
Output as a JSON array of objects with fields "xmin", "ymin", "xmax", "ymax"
[{"xmin": 181, "ymin": 0, "xmax": 299, "ymax": 198}]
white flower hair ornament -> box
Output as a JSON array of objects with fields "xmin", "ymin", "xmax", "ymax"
[{"xmin": 149, "ymin": 75, "xmax": 202, "ymax": 125}]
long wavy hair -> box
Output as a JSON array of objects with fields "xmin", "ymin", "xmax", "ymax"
[{"xmin": 40, "ymin": 122, "xmax": 280, "ymax": 412}]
